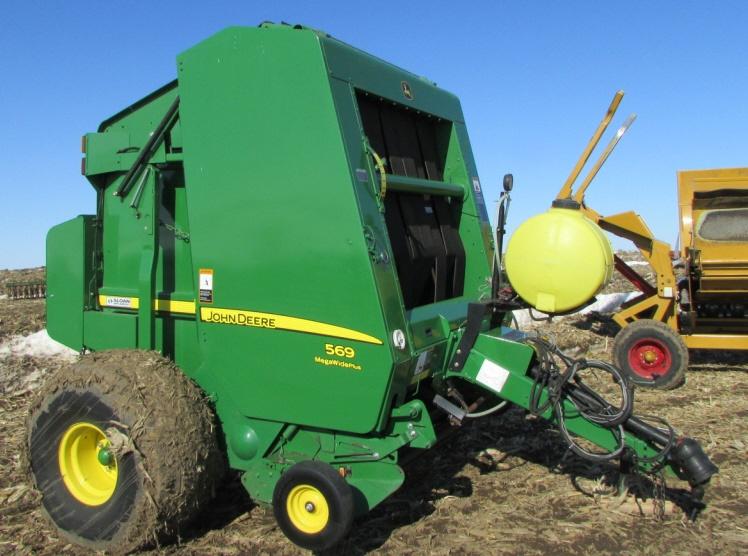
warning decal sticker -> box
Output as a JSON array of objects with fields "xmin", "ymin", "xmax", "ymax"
[{"xmin": 199, "ymin": 268, "xmax": 214, "ymax": 303}]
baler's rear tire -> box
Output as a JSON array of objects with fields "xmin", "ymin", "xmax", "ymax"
[
  {"xmin": 613, "ymin": 319, "xmax": 688, "ymax": 390},
  {"xmin": 272, "ymin": 460, "xmax": 354, "ymax": 551},
  {"xmin": 26, "ymin": 350, "xmax": 225, "ymax": 553}
]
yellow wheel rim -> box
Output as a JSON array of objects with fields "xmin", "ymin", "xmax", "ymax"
[
  {"xmin": 58, "ymin": 422, "xmax": 118, "ymax": 506},
  {"xmin": 286, "ymin": 484, "xmax": 329, "ymax": 534}
]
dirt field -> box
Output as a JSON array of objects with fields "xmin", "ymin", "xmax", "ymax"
[{"xmin": 1, "ymin": 267, "xmax": 747, "ymax": 555}]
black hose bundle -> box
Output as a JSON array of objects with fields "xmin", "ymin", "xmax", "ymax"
[
  {"xmin": 518, "ymin": 334, "xmax": 713, "ymax": 493},
  {"xmin": 524, "ymin": 335, "xmax": 634, "ymax": 462}
]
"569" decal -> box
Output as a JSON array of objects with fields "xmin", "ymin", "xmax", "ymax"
[{"xmin": 324, "ymin": 343, "xmax": 356, "ymax": 358}]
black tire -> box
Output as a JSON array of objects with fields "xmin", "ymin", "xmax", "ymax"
[
  {"xmin": 26, "ymin": 350, "xmax": 225, "ymax": 553},
  {"xmin": 613, "ymin": 319, "xmax": 688, "ymax": 390},
  {"xmin": 272, "ymin": 460, "xmax": 354, "ymax": 551}
]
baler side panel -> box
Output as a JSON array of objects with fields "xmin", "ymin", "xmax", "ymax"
[
  {"xmin": 46, "ymin": 216, "xmax": 96, "ymax": 351},
  {"xmin": 177, "ymin": 27, "xmax": 393, "ymax": 434}
]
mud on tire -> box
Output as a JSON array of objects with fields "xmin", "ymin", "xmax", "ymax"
[{"xmin": 26, "ymin": 350, "xmax": 225, "ymax": 553}]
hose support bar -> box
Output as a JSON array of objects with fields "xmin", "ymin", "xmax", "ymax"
[{"xmin": 385, "ymin": 174, "xmax": 464, "ymax": 197}]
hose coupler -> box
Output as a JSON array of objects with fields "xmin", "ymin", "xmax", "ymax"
[{"xmin": 672, "ymin": 437, "xmax": 719, "ymax": 486}]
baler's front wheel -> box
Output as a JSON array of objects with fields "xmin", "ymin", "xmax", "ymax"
[
  {"xmin": 272, "ymin": 460, "xmax": 354, "ymax": 551},
  {"xmin": 26, "ymin": 350, "xmax": 225, "ymax": 553},
  {"xmin": 613, "ymin": 319, "xmax": 688, "ymax": 389}
]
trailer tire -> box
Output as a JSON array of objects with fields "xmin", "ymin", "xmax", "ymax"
[
  {"xmin": 613, "ymin": 319, "xmax": 688, "ymax": 390},
  {"xmin": 273, "ymin": 460, "xmax": 354, "ymax": 551},
  {"xmin": 26, "ymin": 350, "xmax": 225, "ymax": 553}
]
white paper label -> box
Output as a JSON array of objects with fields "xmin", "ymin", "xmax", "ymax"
[
  {"xmin": 199, "ymin": 268, "xmax": 214, "ymax": 303},
  {"xmin": 476, "ymin": 359, "xmax": 510, "ymax": 393},
  {"xmin": 104, "ymin": 296, "xmax": 134, "ymax": 309}
]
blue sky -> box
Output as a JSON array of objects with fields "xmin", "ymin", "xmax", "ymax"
[{"xmin": 1, "ymin": 1, "xmax": 746, "ymax": 268}]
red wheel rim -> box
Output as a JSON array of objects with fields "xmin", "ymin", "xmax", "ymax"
[{"xmin": 627, "ymin": 338, "xmax": 672, "ymax": 380}]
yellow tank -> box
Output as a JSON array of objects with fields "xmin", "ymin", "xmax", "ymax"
[{"xmin": 505, "ymin": 201, "xmax": 613, "ymax": 313}]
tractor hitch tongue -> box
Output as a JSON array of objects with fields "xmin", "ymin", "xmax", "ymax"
[{"xmin": 445, "ymin": 301, "xmax": 717, "ymax": 494}]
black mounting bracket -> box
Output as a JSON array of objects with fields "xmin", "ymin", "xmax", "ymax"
[{"xmin": 449, "ymin": 302, "xmax": 491, "ymax": 372}]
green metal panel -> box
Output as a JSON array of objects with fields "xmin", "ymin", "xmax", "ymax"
[
  {"xmin": 346, "ymin": 461, "xmax": 404, "ymax": 515},
  {"xmin": 177, "ymin": 26, "xmax": 393, "ymax": 435},
  {"xmin": 320, "ymin": 36, "xmax": 463, "ymax": 122},
  {"xmin": 83, "ymin": 311, "xmax": 137, "ymax": 350},
  {"xmin": 84, "ymin": 131, "xmax": 131, "ymax": 176},
  {"xmin": 61, "ymin": 25, "xmax": 500, "ymax": 442},
  {"xmin": 46, "ymin": 216, "xmax": 96, "ymax": 351}
]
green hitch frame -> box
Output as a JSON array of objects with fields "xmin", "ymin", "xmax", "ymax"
[{"xmin": 443, "ymin": 302, "xmax": 717, "ymax": 486}]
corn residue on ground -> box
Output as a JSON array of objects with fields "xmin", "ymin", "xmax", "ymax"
[{"xmin": 1, "ymin": 266, "xmax": 746, "ymax": 555}]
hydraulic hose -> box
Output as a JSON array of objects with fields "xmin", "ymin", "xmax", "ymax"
[
  {"xmin": 524, "ymin": 335, "xmax": 635, "ymax": 462},
  {"xmin": 524, "ymin": 335, "xmax": 717, "ymax": 486},
  {"xmin": 465, "ymin": 400, "xmax": 508, "ymax": 418}
]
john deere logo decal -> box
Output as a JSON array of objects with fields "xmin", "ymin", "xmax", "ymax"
[{"xmin": 401, "ymin": 81, "xmax": 413, "ymax": 100}]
